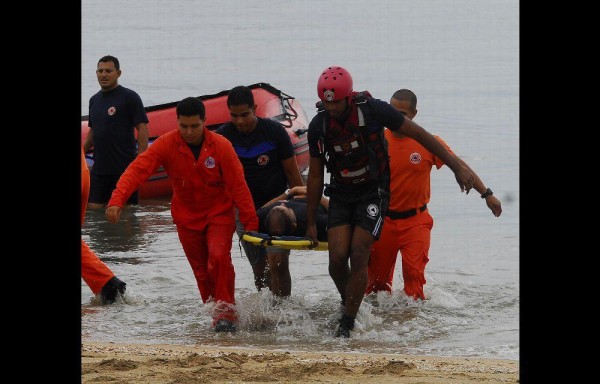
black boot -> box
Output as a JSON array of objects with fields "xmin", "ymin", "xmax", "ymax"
[
  {"xmin": 335, "ymin": 314, "xmax": 355, "ymax": 338},
  {"xmin": 100, "ymin": 276, "xmax": 126, "ymax": 304},
  {"xmin": 214, "ymin": 319, "xmax": 236, "ymax": 333}
]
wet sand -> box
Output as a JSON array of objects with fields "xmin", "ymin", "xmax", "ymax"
[{"xmin": 82, "ymin": 341, "xmax": 519, "ymax": 383}]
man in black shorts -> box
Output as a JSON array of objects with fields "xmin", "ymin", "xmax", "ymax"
[{"xmin": 305, "ymin": 66, "xmax": 475, "ymax": 337}]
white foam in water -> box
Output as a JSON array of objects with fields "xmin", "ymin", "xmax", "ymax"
[
  {"xmin": 86, "ymin": 290, "xmax": 132, "ymax": 306},
  {"xmin": 352, "ymin": 300, "xmax": 381, "ymax": 332},
  {"xmin": 427, "ymin": 287, "xmax": 464, "ymax": 309},
  {"xmin": 235, "ymin": 291, "xmax": 323, "ymax": 336}
]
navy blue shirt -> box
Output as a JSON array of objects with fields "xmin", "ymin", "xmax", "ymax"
[
  {"xmin": 88, "ymin": 85, "xmax": 148, "ymax": 175},
  {"xmin": 257, "ymin": 198, "xmax": 328, "ymax": 241},
  {"xmin": 307, "ymin": 96, "xmax": 405, "ymax": 158},
  {"xmin": 216, "ymin": 117, "xmax": 295, "ymax": 209}
]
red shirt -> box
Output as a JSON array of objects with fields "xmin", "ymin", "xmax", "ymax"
[{"xmin": 108, "ymin": 129, "xmax": 258, "ymax": 232}]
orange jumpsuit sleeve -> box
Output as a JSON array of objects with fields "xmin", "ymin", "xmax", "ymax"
[
  {"xmin": 431, "ymin": 135, "xmax": 453, "ymax": 170},
  {"xmin": 108, "ymin": 138, "xmax": 165, "ymax": 207}
]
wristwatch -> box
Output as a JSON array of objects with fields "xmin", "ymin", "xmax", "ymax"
[
  {"xmin": 480, "ymin": 188, "xmax": 493, "ymax": 199},
  {"xmin": 285, "ymin": 189, "xmax": 292, "ymax": 200}
]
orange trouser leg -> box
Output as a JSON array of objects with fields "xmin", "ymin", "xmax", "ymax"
[
  {"xmin": 81, "ymin": 239, "xmax": 115, "ymax": 294},
  {"xmin": 367, "ymin": 217, "xmax": 400, "ymax": 294},
  {"xmin": 398, "ymin": 212, "xmax": 433, "ymax": 300},
  {"xmin": 368, "ymin": 212, "xmax": 434, "ymax": 299},
  {"xmin": 177, "ymin": 223, "xmax": 237, "ymax": 323},
  {"xmin": 81, "ymin": 150, "xmax": 115, "ymax": 295}
]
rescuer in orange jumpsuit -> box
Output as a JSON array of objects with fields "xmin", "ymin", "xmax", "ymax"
[
  {"xmin": 82, "ymin": 146, "xmax": 126, "ymax": 304},
  {"xmin": 105, "ymin": 97, "xmax": 258, "ymax": 332},
  {"xmin": 367, "ymin": 89, "xmax": 502, "ymax": 300}
]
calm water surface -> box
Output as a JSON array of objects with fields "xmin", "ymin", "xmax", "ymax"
[{"xmin": 82, "ymin": 0, "xmax": 519, "ymax": 360}]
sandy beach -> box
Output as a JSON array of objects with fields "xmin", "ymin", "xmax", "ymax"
[{"xmin": 82, "ymin": 341, "xmax": 519, "ymax": 383}]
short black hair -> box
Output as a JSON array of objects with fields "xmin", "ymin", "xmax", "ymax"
[
  {"xmin": 227, "ymin": 85, "xmax": 254, "ymax": 108},
  {"xmin": 176, "ymin": 97, "xmax": 206, "ymax": 119},
  {"xmin": 98, "ymin": 55, "xmax": 120, "ymax": 71},
  {"xmin": 265, "ymin": 207, "xmax": 295, "ymax": 236},
  {"xmin": 391, "ymin": 89, "xmax": 417, "ymax": 110}
]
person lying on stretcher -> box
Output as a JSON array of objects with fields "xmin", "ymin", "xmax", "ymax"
[{"xmin": 254, "ymin": 186, "xmax": 329, "ymax": 297}]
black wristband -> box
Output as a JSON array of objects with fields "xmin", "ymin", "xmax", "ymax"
[{"xmin": 481, "ymin": 188, "xmax": 493, "ymax": 199}]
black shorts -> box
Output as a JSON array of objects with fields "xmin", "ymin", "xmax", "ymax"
[
  {"xmin": 89, "ymin": 173, "xmax": 139, "ymax": 205},
  {"xmin": 326, "ymin": 183, "xmax": 389, "ymax": 240}
]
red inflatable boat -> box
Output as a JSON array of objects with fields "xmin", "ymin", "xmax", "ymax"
[{"xmin": 81, "ymin": 83, "xmax": 310, "ymax": 199}]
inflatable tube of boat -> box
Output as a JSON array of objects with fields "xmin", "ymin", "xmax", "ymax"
[
  {"xmin": 242, "ymin": 232, "xmax": 328, "ymax": 251},
  {"xmin": 82, "ymin": 83, "xmax": 310, "ymax": 200}
]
